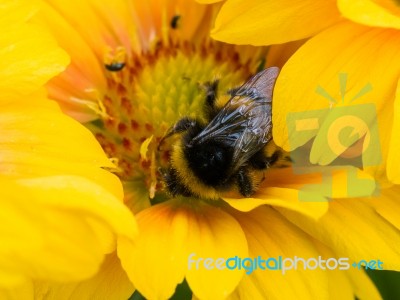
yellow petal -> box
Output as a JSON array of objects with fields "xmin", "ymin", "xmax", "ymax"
[
  {"xmin": 325, "ymin": 266, "xmax": 354, "ymax": 300},
  {"xmin": 0, "ymin": 281, "xmax": 33, "ymax": 300},
  {"xmin": 0, "ymin": 176, "xmax": 137, "ymax": 287},
  {"xmin": 185, "ymin": 208, "xmax": 247, "ymax": 300},
  {"xmin": 387, "ymin": 79, "xmax": 400, "ymax": 184},
  {"xmin": 224, "ymin": 166, "xmax": 376, "ymax": 219},
  {"xmin": 0, "ymin": 0, "xmax": 69, "ymax": 100},
  {"xmin": 368, "ymin": 185, "xmax": 400, "ymax": 231},
  {"xmin": 0, "ymin": 98, "xmax": 122, "ymax": 198},
  {"xmin": 34, "ymin": 1, "xmax": 109, "ymax": 120},
  {"xmin": 278, "ymin": 193, "xmax": 400, "ymax": 271},
  {"xmin": 223, "ymin": 168, "xmax": 328, "ymax": 219},
  {"xmin": 338, "ymin": 0, "xmax": 400, "ymax": 30},
  {"xmin": 266, "ymin": 39, "xmax": 307, "ymax": 69},
  {"xmin": 129, "ymin": 0, "xmax": 212, "ymax": 46},
  {"xmin": 38, "ymin": 0, "xmax": 140, "ymax": 56},
  {"xmin": 211, "ymin": 0, "xmax": 341, "ymax": 45},
  {"xmin": 346, "ymin": 268, "xmax": 382, "ymax": 300},
  {"xmin": 0, "ymin": 0, "xmax": 39, "ymax": 29},
  {"xmin": 229, "ymin": 206, "xmax": 329, "ymax": 299},
  {"xmin": 273, "ymin": 22, "xmax": 400, "ymax": 184},
  {"xmin": 17, "ymin": 176, "xmax": 137, "ymax": 246},
  {"xmin": 196, "ymin": 0, "xmax": 223, "ymax": 3},
  {"xmin": 223, "ymin": 187, "xmax": 327, "ymax": 218},
  {"xmin": 34, "ymin": 253, "xmax": 134, "ymax": 300},
  {"xmin": 313, "ymin": 240, "xmax": 381, "ymax": 300},
  {"xmin": 118, "ymin": 199, "xmax": 248, "ymax": 300}
]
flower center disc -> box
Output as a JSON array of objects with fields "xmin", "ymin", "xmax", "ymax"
[{"xmin": 87, "ymin": 28, "xmax": 266, "ymax": 206}]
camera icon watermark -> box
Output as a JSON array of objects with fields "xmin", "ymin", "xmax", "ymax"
[{"xmin": 286, "ymin": 74, "xmax": 382, "ymax": 201}]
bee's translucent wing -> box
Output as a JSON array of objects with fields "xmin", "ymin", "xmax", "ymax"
[
  {"xmin": 192, "ymin": 67, "xmax": 279, "ymax": 175},
  {"xmin": 229, "ymin": 67, "xmax": 279, "ymax": 102}
]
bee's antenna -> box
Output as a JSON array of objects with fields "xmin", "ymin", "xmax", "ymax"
[
  {"xmin": 157, "ymin": 133, "xmax": 171, "ymax": 151},
  {"xmin": 158, "ymin": 117, "xmax": 199, "ymax": 151}
]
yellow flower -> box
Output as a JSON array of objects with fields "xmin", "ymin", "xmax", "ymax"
[
  {"xmin": 0, "ymin": 0, "xmax": 137, "ymax": 295},
  {"xmin": 34, "ymin": 0, "xmax": 399, "ymax": 299}
]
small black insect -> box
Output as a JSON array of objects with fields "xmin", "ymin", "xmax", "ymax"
[
  {"xmin": 105, "ymin": 62, "xmax": 126, "ymax": 72},
  {"xmin": 160, "ymin": 67, "xmax": 280, "ymax": 199},
  {"xmin": 170, "ymin": 15, "xmax": 181, "ymax": 29}
]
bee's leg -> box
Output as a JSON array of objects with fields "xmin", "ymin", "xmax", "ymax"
[
  {"xmin": 250, "ymin": 149, "xmax": 280, "ymax": 170},
  {"xmin": 237, "ymin": 167, "xmax": 254, "ymax": 197},
  {"xmin": 203, "ymin": 80, "xmax": 219, "ymax": 107},
  {"xmin": 201, "ymin": 80, "xmax": 220, "ymax": 120}
]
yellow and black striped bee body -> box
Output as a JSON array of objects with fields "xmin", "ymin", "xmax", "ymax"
[{"xmin": 160, "ymin": 67, "xmax": 287, "ymax": 200}]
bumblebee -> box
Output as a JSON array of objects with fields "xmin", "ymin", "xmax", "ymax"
[{"xmin": 160, "ymin": 67, "xmax": 284, "ymax": 199}]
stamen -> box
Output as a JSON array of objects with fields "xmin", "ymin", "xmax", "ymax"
[
  {"xmin": 70, "ymin": 91, "xmax": 111, "ymax": 120},
  {"xmin": 107, "ymin": 157, "xmax": 124, "ymax": 173},
  {"xmin": 140, "ymin": 135, "xmax": 154, "ymax": 161},
  {"xmin": 149, "ymin": 151, "xmax": 157, "ymax": 199}
]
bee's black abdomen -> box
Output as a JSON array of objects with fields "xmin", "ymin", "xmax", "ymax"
[{"xmin": 184, "ymin": 141, "xmax": 233, "ymax": 187}]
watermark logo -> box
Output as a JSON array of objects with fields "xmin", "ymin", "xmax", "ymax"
[
  {"xmin": 188, "ymin": 253, "xmax": 384, "ymax": 275},
  {"xmin": 286, "ymin": 73, "xmax": 382, "ymax": 201}
]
